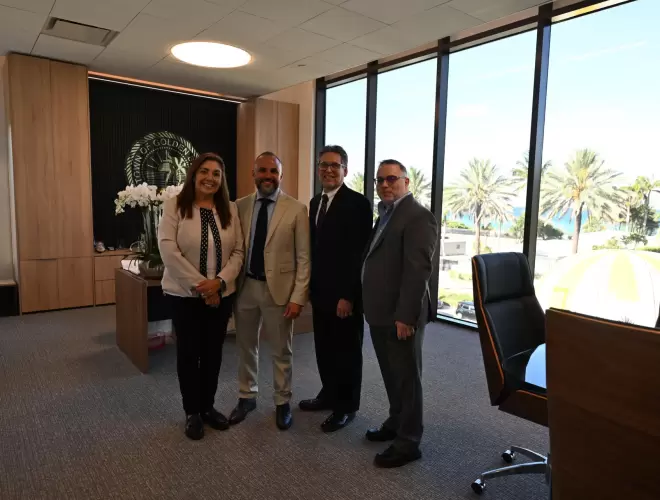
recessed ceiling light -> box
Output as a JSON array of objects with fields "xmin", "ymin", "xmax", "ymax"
[{"xmin": 171, "ymin": 41, "xmax": 251, "ymax": 68}]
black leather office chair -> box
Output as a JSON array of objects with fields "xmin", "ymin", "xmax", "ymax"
[
  {"xmin": 470, "ymin": 252, "xmax": 549, "ymax": 495},
  {"xmin": 655, "ymin": 303, "xmax": 659, "ymax": 328}
]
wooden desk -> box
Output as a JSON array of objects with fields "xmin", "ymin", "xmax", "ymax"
[{"xmin": 115, "ymin": 269, "xmax": 168, "ymax": 373}]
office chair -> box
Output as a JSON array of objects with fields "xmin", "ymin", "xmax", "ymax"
[
  {"xmin": 655, "ymin": 303, "xmax": 659, "ymax": 328},
  {"xmin": 470, "ymin": 252, "xmax": 549, "ymax": 495}
]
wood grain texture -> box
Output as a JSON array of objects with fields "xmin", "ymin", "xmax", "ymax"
[
  {"xmin": 19, "ymin": 260, "xmax": 58, "ymax": 313},
  {"xmin": 50, "ymin": 61, "xmax": 93, "ymax": 258},
  {"xmin": 94, "ymin": 255, "xmax": 125, "ymax": 281},
  {"xmin": 7, "ymin": 55, "xmax": 57, "ymax": 260},
  {"xmin": 546, "ymin": 308, "xmax": 660, "ymax": 500},
  {"xmin": 236, "ymin": 101, "xmax": 256, "ymax": 199},
  {"xmin": 57, "ymin": 257, "xmax": 93, "ymax": 309},
  {"xmin": 276, "ymin": 101, "xmax": 299, "ymax": 198},
  {"xmin": 95, "ymin": 279, "xmax": 115, "ymax": 305},
  {"xmin": 255, "ymin": 98, "xmax": 278, "ymax": 154},
  {"xmin": 115, "ymin": 269, "xmax": 148, "ymax": 373}
]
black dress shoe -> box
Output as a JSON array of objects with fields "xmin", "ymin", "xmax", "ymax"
[
  {"xmin": 374, "ymin": 445, "xmax": 422, "ymax": 468},
  {"xmin": 185, "ymin": 414, "xmax": 204, "ymax": 440},
  {"xmin": 321, "ymin": 412, "xmax": 356, "ymax": 433},
  {"xmin": 229, "ymin": 398, "xmax": 257, "ymax": 426},
  {"xmin": 365, "ymin": 426, "xmax": 397, "ymax": 442},
  {"xmin": 276, "ymin": 403, "xmax": 292, "ymax": 430},
  {"xmin": 299, "ymin": 398, "xmax": 330, "ymax": 412},
  {"xmin": 201, "ymin": 408, "xmax": 230, "ymax": 430}
]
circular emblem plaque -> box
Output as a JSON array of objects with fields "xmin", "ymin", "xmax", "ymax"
[{"xmin": 124, "ymin": 131, "xmax": 198, "ymax": 187}]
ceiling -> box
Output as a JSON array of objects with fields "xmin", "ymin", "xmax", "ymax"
[{"xmin": 0, "ymin": 0, "xmax": 550, "ymax": 97}]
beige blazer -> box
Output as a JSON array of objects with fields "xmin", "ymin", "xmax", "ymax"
[
  {"xmin": 158, "ymin": 197, "xmax": 245, "ymax": 298},
  {"xmin": 236, "ymin": 191, "xmax": 310, "ymax": 306}
]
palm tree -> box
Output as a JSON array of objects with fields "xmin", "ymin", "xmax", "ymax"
[
  {"xmin": 616, "ymin": 183, "xmax": 644, "ymax": 231},
  {"xmin": 540, "ymin": 149, "xmax": 620, "ymax": 254},
  {"xmin": 632, "ymin": 176, "xmax": 660, "ymax": 235},
  {"xmin": 511, "ymin": 151, "xmax": 552, "ymax": 192},
  {"xmin": 407, "ymin": 166, "xmax": 432, "ymax": 209},
  {"xmin": 444, "ymin": 159, "xmax": 516, "ymax": 254},
  {"xmin": 347, "ymin": 172, "xmax": 364, "ymax": 194}
]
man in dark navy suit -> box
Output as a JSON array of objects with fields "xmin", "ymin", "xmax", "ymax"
[{"xmin": 299, "ymin": 145, "xmax": 373, "ymax": 432}]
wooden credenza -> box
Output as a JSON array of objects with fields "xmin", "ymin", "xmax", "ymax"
[
  {"xmin": 94, "ymin": 250, "xmax": 134, "ymax": 305},
  {"xmin": 4, "ymin": 54, "xmax": 95, "ymax": 313}
]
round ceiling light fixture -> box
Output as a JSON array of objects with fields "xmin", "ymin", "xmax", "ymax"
[{"xmin": 170, "ymin": 41, "xmax": 251, "ymax": 68}]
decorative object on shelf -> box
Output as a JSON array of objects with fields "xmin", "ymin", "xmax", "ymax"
[{"xmin": 114, "ymin": 183, "xmax": 183, "ymax": 278}]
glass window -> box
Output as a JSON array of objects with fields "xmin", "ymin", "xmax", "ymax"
[
  {"xmin": 535, "ymin": 0, "xmax": 660, "ymax": 327},
  {"xmin": 325, "ymin": 79, "xmax": 367, "ymax": 193},
  {"xmin": 438, "ymin": 32, "xmax": 537, "ymax": 323},
  {"xmin": 375, "ymin": 60, "xmax": 437, "ymax": 212}
]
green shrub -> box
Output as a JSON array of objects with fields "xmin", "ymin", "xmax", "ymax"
[
  {"xmin": 449, "ymin": 270, "xmax": 472, "ymax": 281},
  {"xmin": 641, "ymin": 246, "xmax": 660, "ymax": 253},
  {"xmin": 446, "ymin": 221, "xmax": 469, "ymax": 229}
]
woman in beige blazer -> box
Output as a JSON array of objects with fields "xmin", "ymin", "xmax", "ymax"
[{"xmin": 158, "ymin": 152, "xmax": 244, "ymax": 441}]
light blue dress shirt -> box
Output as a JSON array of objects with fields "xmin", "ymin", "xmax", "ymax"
[{"xmin": 247, "ymin": 189, "xmax": 280, "ymax": 275}]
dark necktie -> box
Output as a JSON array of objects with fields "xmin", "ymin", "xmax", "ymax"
[
  {"xmin": 199, "ymin": 208, "xmax": 222, "ymax": 278},
  {"xmin": 317, "ymin": 194, "xmax": 329, "ymax": 230},
  {"xmin": 250, "ymin": 198, "xmax": 273, "ymax": 277}
]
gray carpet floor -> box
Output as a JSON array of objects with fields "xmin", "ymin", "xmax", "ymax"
[{"xmin": 0, "ymin": 307, "xmax": 548, "ymax": 500}]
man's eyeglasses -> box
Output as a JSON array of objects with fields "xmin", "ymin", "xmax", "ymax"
[
  {"xmin": 375, "ymin": 175, "xmax": 406, "ymax": 185},
  {"xmin": 318, "ymin": 161, "xmax": 345, "ymax": 171}
]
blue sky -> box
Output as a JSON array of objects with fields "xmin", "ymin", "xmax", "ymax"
[{"xmin": 325, "ymin": 0, "xmax": 660, "ymax": 208}]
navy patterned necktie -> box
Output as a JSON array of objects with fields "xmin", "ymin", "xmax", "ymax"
[{"xmin": 199, "ymin": 208, "xmax": 222, "ymax": 278}]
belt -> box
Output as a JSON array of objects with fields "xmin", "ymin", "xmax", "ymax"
[{"xmin": 246, "ymin": 273, "xmax": 267, "ymax": 282}]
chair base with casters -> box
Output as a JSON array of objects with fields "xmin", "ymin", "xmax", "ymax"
[{"xmin": 471, "ymin": 447, "xmax": 550, "ymax": 495}]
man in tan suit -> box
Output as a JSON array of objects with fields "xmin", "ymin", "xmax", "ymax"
[{"xmin": 229, "ymin": 151, "xmax": 310, "ymax": 430}]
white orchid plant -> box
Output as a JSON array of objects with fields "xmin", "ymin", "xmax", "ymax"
[{"xmin": 114, "ymin": 183, "xmax": 183, "ymax": 267}]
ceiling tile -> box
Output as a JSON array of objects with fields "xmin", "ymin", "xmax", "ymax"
[
  {"xmin": 238, "ymin": 0, "xmax": 333, "ymax": 27},
  {"xmin": 51, "ymin": 0, "xmax": 151, "ymax": 31},
  {"xmin": 90, "ymin": 46, "xmax": 165, "ymax": 75},
  {"xmin": 0, "ymin": 5, "xmax": 46, "ymax": 54},
  {"xmin": 316, "ymin": 43, "xmax": 381, "ymax": 67},
  {"xmin": 0, "ymin": 0, "xmax": 54, "ymax": 14},
  {"xmin": 350, "ymin": 26, "xmax": 417, "ymax": 55},
  {"xmin": 284, "ymin": 54, "xmax": 346, "ymax": 75},
  {"xmin": 298, "ymin": 7, "xmax": 386, "ymax": 42},
  {"xmin": 265, "ymin": 28, "xmax": 340, "ymax": 55},
  {"xmin": 447, "ymin": 0, "xmax": 544, "ymax": 22},
  {"xmin": 109, "ymin": 13, "xmax": 201, "ymax": 57},
  {"xmin": 32, "ymin": 34, "xmax": 104, "ymax": 63},
  {"xmin": 341, "ymin": 0, "xmax": 451, "ymax": 24},
  {"xmin": 245, "ymin": 44, "xmax": 310, "ymax": 70},
  {"xmin": 391, "ymin": 4, "xmax": 480, "ymax": 46},
  {"xmin": 142, "ymin": 0, "xmax": 237, "ymax": 32},
  {"xmin": 196, "ymin": 10, "xmax": 289, "ymax": 49},
  {"xmin": 322, "ymin": 0, "xmax": 349, "ymax": 4}
]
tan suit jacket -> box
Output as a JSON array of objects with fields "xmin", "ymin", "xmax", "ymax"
[
  {"xmin": 158, "ymin": 198, "xmax": 244, "ymax": 297},
  {"xmin": 236, "ymin": 191, "xmax": 310, "ymax": 306}
]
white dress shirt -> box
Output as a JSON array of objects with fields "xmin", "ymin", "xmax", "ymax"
[{"xmin": 315, "ymin": 185, "xmax": 341, "ymax": 224}]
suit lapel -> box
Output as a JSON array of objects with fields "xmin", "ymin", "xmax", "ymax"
[
  {"xmin": 365, "ymin": 195, "xmax": 414, "ymax": 259},
  {"xmin": 243, "ymin": 193, "xmax": 256, "ymax": 252},
  {"xmin": 265, "ymin": 193, "xmax": 287, "ymax": 246}
]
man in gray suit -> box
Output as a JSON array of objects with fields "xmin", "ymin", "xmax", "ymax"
[{"xmin": 362, "ymin": 159, "xmax": 438, "ymax": 468}]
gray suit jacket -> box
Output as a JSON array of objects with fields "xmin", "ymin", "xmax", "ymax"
[{"xmin": 362, "ymin": 194, "xmax": 438, "ymax": 328}]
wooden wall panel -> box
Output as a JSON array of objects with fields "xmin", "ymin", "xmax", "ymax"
[
  {"xmin": 236, "ymin": 98, "xmax": 300, "ymax": 200},
  {"xmin": 50, "ymin": 61, "xmax": 93, "ymax": 258},
  {"xmin": 58, "ymin": 257, "xmax": 93, "ymax": 309},
  {"xmin": 7, "ymin": 55, "xmax": 58, "ymax": 260},
  {"xmin": 94, "ymin": 254, "xmax": 125, "ymax": 281},
  {"xmin": 276, "ymin": 101, "xmax": 299, "ymax": 198},
  {"xmin": 236, "ymin": 101, "xmax": 256, "ymax": 199},
  {"xmin": 19, "ymin": 260, "xmax": 58, "ymax": 312}
]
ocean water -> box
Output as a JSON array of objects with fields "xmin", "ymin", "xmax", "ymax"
[{"xmin": 451, "ymin": 207, "xmax": 660, "ymax": 235}]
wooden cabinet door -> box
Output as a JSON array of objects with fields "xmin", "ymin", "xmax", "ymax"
[
  {"xmin": 95, "ymin": 280, "xmax": 116, "ymax": 305},
  {"xmin": 57, "ymin": 257, "xmax": 94, "ymax": 309},
  {"xmin": 19, "ymin": 260, "xmax": 59, "ymax": 313},
  {"xmin": 50, "ymin": 61, "xmax": 93, "ymax": 258},
  {"xmin": 7, "ymin": 55, "xmax": 58, "ymax": 260}
]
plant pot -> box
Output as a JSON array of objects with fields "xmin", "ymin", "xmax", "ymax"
[{"xmin": 138, "ymin": 260, "xmax": 164, "ymax": 279}]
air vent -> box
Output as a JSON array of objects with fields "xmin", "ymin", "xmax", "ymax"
[{"xmin": 41, "ymin": 17, "xmax": 119, "ymax": 46}]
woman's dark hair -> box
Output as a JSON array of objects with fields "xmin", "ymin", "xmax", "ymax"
[{"xmin": 177, "ymin": 152, "xmax": 232, "ymax": 229}]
